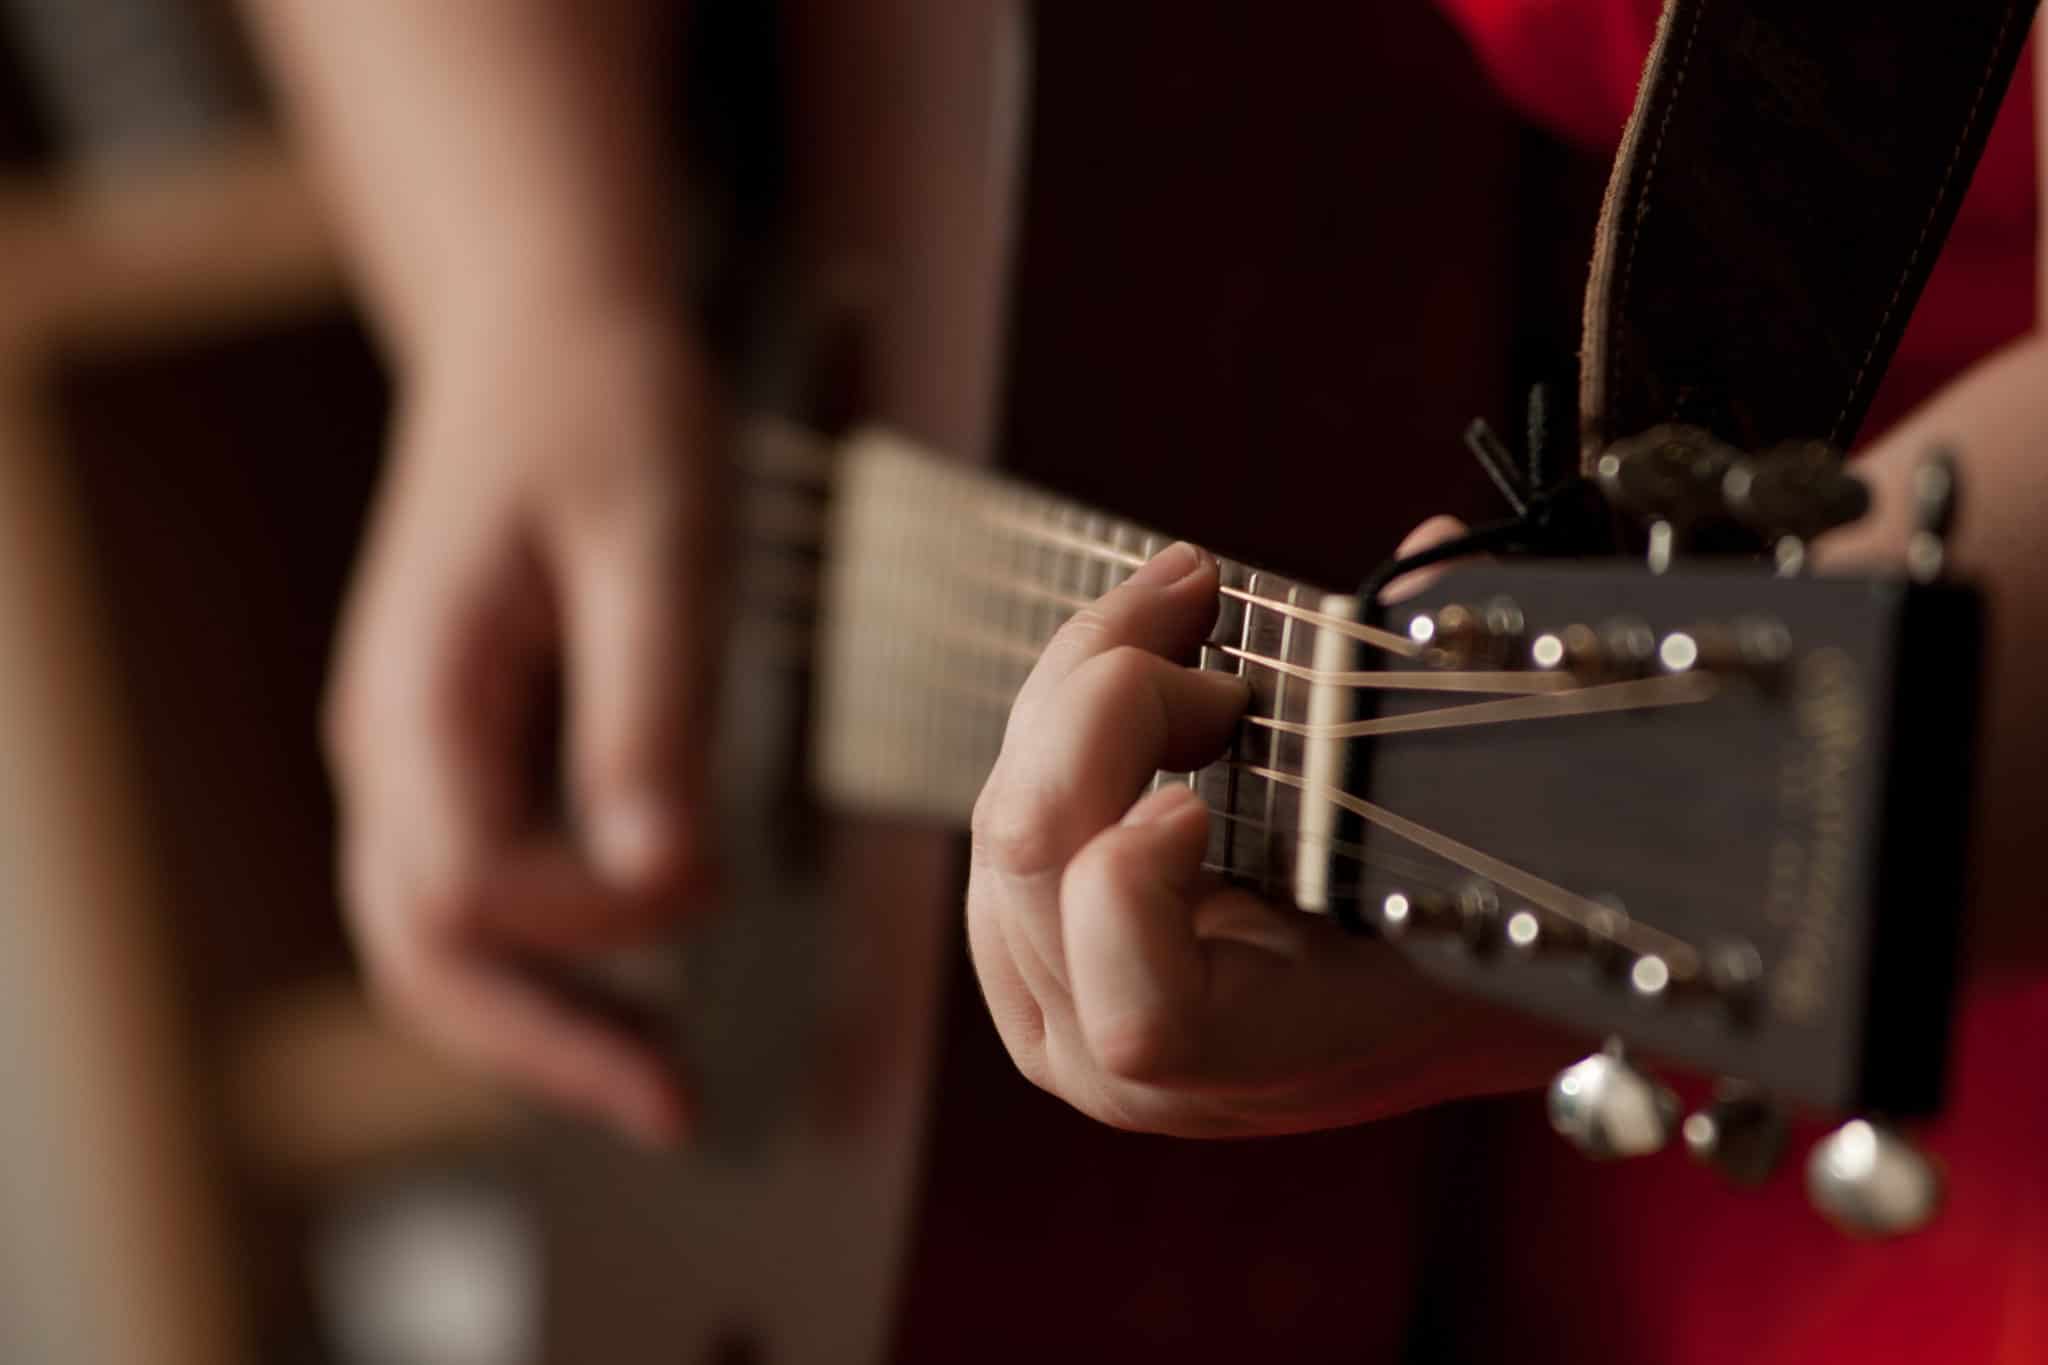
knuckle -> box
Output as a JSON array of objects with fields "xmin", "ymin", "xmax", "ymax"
[
  {"xmin": 970, "ymin": 778, "xmax": 1068, "ymax": 879},
  {"xmin": 1072, "ymin": 645, "xmax": 1159, "ymax": 706},
  {"xmin": 1084, "ymin": 1005, "xmax": 1192, "ymax": 1086},
  {"xmin": 1053, "ymin": 604, "xmax": 1112, "ymax": 653}
]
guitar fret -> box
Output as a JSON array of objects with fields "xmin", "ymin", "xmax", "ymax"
[
  {"xmin": 1080, "ymin": 512, "xmax": 1109, "ymax": 603},
  {"xmin": 819, "ymin": 432, "xmax": 1356, "ymax": 909},
  {"xmin": 1264, "ymin": 585, "xmax": 1303, "ymax": 898},
  {"xmin": 1236, "ymin": 571, "xmax": 1265, "ymax": 889},
  {"xmin": 1053, "ymin": 502, "xmax": 1084, "ymax": 647}
]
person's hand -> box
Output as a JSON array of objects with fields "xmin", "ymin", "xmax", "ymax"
[
  {"xmin": 324, "ymin": 311, "xmax": 724, "ymax": 1147},
  {"xmin": 966, "ymin": 540, "xmax": 1567, "ymax": 1138}
]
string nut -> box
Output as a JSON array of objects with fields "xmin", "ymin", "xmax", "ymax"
[
  {"xmin": 1684, "ymin": 1083, "xmax": 1787, "ymax": 1186},
  {"xmin": 1557, "ymin": 623, "xmax": 1604, "ymax": 673},
  {"xmin": 1705, "ymin": 940, "xmax": 1766, "ymax": 1023},
  {"xmin": 1480, "ymin": 597, "xmax": 1527, "ymax": 665},
  {"xmin": 1598, "ymin": 618, "xmax": 1657, "ymax": 674},
  {"xmin": 1733, "ymin": 617, "xmax": 1794, "ymax": 686},
  {"xmin": 1456, "ymin": 884, "xmax": 1504, "ymax": 954},
  {"xmin": 1629, "ymin": 954, "xmax": 1672, "ymax": 999},
  {"xmin": 1416, "ymin": 600, "xmax": 1525, "ymax": 668},
  {"xmin": 1582, "ymin": 899, "xmax": 1635, "ymax": 979},
  {"xmin": 1432, "ymin": 604, "xmax": 1484, "ymax": 666},
  {"xmin": 1505, "ymin": 909, "xmax": 1543, "ymax": 951},
  {"xmin": 1657, "ymin": 631, "xmax": 1701, "ymax": 673}
]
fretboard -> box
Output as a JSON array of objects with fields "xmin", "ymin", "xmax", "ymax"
[{"xmin": 808, "ymin": 427, "xmax": 1377, "ymax": 914}]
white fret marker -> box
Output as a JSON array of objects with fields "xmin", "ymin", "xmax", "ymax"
[
  {"xmin": 1659, "ymin": 632, "xmax": 1700, "ymax": 673},
  {"xmin": 1531, "ymin": 633, "xmax": 1566, "ymax": 669},
  {"xmin": 1382, "ymin": 893, "xmax": 1412, "ymax": 927},
  {"xmin": 1408, "ymin": 615, "xmax": 1437, "ymax": 646},
  {"xmin": 1507, "ymin": 910, "xmax": 1541, "ymax": 948},
  {"xmin": 1631, "ymin": 954, "xmax": 1672, "ymax": 997}
]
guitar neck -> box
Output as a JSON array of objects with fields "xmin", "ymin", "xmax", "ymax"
[
  {"xmin": 809, "ymin": 427, "xmax": 1383, "ymax": 914},
  {"xmin": 775, "ymin": 423, "xmax": 1984, "ymax": 1123}
]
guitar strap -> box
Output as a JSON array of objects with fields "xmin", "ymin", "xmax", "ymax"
[{"xmin": 1580, "ymin": 0, "xmax": 2040, "ymax": 467}]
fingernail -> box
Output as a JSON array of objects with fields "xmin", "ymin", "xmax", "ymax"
[
  {"xmin": 1194, "ymin": 669, "xmax": 1254, "ymax": 704},
  {"xmin": 590, "ymin": 795, "xmax": 676, "ymax": 890},
  {"xmin": 1125, "ymin": 540, "xmax": 1209, "ymax": 588},
  {"xmin": 1122, "ymin": 784, "xmax": 1205, "ymax": 827}
]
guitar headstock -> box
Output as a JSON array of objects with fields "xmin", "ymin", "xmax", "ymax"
[{"xmin": 1337, "ymin": 558, "xmax": 1980, "ymax": 1228}]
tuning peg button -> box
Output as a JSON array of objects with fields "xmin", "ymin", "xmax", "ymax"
[
  {"xmin": 1595, "ymin": 424, "xmax": 1740, "ymax": 528},
  {"xmin": 1683, "ymin": 1084, "xmax": 1786, "ymax": 1185},
  {"xmin": 1548, "ymin": 1041, "xmax": 1679, "ymax": 1160},
  {"xmin": 1806, "ymin": 1120, "xmax": 1943, "ymax": 1237},
  {"xmin": 1721, "ymin": 442, "xmax": 1869, "ymax": 545}
]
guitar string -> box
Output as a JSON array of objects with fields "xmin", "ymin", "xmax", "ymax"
[
  {"xmin": 750, "ymin": 523, "xmax": 1690, "ymax": 713},
  {"xmin": 742, "ymin": 463, "xmax": 1706, "ymax": 966},
  {"xmin": 1240, "ymin": 763, "xmax": 1701, "ymax": 972},
  {"xmin": 1242, "ymin": 672, "xmax": 1720, "ymax": 740},
  {"xmin": 1208, "ymin": 809, "xmax": 1465, "ymax": 896},
  {"xmin": 871, "ymin": 613, "xmax": 1721, "ymax": 741},
  {"xmin": 745, "ymin": 487, "xmax": 1427, "ymax": 657},
  {"xmin": 826, "ymin": 573, "xmax": 1641, "ymax": 699},
  {"xmin": 1209, "ymin": 643, "xmax": 1576, "ymax": 694},
  {"xmin": 894, "ymin": 641, "xmax": 1697, "ymax": 954},
  {"xmin": 974, "ymin": 511, "xmax": 1423, "ymax": 655}
]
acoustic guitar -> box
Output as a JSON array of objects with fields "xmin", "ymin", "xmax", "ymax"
[
  {"xmin": 781, "ymin": 416, "xmax": 1977, "ymax": 1213},
  {"xmin": 520, "ymin": 3, "xmax": 2017, "ymax": 1362}
]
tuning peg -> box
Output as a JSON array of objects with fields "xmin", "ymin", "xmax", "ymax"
[
  {"xmin": 1595, "ymin": 424, "xmax": 1743, "ymax": 571},
  {"xmin": 1721, "ymin": 442, "xmax": 1869, "ymax": 560},
  {"xmin": 1596, "ymin": 425, "xmax": 1740, "ymax": 524},
  {"xmin": 1682, "ymin": 1083, "xmax": 1786, "ymax": 1185},
  {"xmin": 1547, "ymin": 1040, "xmax": 1679, "ymax": 1160},
  {"xmin": 1805, "ymin": 1119, "xmax": 1943, "ymax": 1236}
]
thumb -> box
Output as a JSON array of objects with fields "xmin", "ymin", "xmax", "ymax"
[
  {"xmin": 553, "ymin": 493, "xmax": 722, "ymax": 898},
  {"xmin": 1378, "ymin": 514, "xmax": 1473, "ymax": 604},
  {"xmin": 1059, "ymin": 785, "xmax": 1223, "ymax": 1084}
]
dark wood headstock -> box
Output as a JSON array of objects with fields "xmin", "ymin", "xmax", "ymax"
[{"xmin": 1357, "ymin": 562, "xmax": 1982, "ymax": 1118}]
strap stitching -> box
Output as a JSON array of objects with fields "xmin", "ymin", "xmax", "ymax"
[
  {"xmin": 1830, "ymin": 2, "xmax": 2020, "ymax": 444},
  {"xmin": 1610, "ymin": 0, "xmax": 1710, "ymax": 435}
]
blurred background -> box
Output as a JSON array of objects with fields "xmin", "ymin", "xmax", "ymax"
[{"xmin": 0, "ymin": 3, "xmax": 1598, "ymax": 1362}]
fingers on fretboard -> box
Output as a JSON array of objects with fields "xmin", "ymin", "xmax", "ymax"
[{"xmin": 1168, "ymin": 563, "xmax": 1330, "ymax": 906}]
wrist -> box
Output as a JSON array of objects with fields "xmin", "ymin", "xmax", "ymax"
[
  {"xmin": 403, "ymin": 293, "xmax": 713, "ymax": 416},
  {"xmin": 421, "ymin": 282, "xmax": 694, "ymax": 370}
]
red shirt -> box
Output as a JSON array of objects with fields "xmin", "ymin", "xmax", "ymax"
[{"xmin": 1439, "ymin": 4, "xmax": 2047, "ymax": 1362}]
